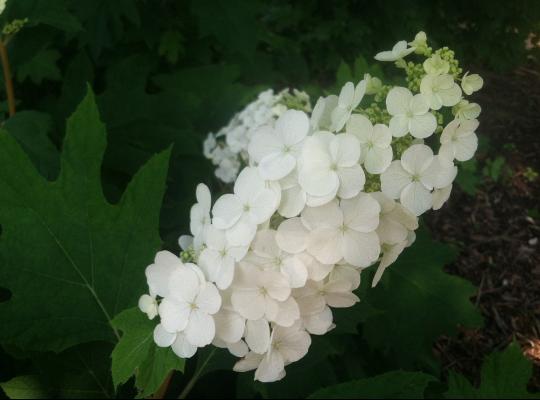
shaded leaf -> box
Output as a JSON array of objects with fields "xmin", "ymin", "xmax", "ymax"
[
  {"xmin": 445, "ymin": 342, "xmax": 539, "ymax": 399},
  {"xmin": 0, "ymin": 89, "xmax": 171, "ymax": 353},
  {"xmin": 309, "ymin": 370, "xmax": 437, "ymax": 399},
  {"xmin": 361, "ymin": 230, "xmax": 483, "ymax": 369}
]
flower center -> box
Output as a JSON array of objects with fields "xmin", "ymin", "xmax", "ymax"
[
  {"xmin": 189, "ymin": 302, "xmax": 199, "ymax": 310},
  {"xmin": 411, "ymin": 174, "xmax": 421, "ymax": 182},
  {"xmin": 243, "ymin": 203, "xmax": 251, "ymax": 212}
]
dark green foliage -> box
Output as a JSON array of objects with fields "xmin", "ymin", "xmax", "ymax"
[{"xmin": 0, "ymin": 0, "xmax": 538, "ymax": 398}]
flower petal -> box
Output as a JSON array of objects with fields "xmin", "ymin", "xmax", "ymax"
[
  {"xmin": 400, "ymin": 181, "xmax": 433, "ymax": 216},
  {"xmin": 153, "ymin": 324, "xmax": 176, "ymax": 347},
  {"xmin": 276, "ymin": 110, "xmax": 309, "ymax": 146},
  {"xmin": 342, "ymin": 230, "xmax": 380, "ymax": 268},
  {"xmin": 337, "ymin": 164, "xmax": 366, "ymax": 199},
  {"xmin": 245, "ymin": 319, "xmax": 271, "ymax": 354},
  {"xmin": 409, "ymin": 113, "xmax": 437, "ymax": 139},
  {"xmin": 386, "ymin": 87, "xmax": 412, "ymax": 116},
  {"xmin": 380, "ymin": 161, "xmax": 411, "ymax": 199},
  {"xmin": 212, "ymin": 194, "xmax": 242, "ymax": 230},
  {"xmin": 185, "ymin": 310, "xmax": 216, "ymax": 347},
  {"xmin": 172, "ymin": 332, "xmax": 198, "ymax": 358}
]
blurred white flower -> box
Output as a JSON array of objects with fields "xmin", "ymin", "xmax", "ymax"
[
  {"xmin": 461, "ymin": 72, "xmax": 484, "ymax": 95},
  {"xmin": 374, "ymin": 40, "xmax": 416, "ymax": 62},
  {"xmin": 420, "ymin": 73, "xmax": 462, "ymax": 110}
]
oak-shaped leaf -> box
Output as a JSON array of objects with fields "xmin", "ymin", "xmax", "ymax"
[{"xmin": 0, "ymin": 89, "xmax": 171, "ymax": 353}]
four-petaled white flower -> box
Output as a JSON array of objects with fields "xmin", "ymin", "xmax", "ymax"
[
  {"xmin": 386, "ymin": 87, "xmax": 437, "ymax": 138},
  {"xmin": 420, "ymin": 73, "xmax": 462, "ymax": 110},
  {"xmin": 439, "ymin": 119, "xmax": 479, "ymax": 162},
  {"xmin": 231, "ymin": 264, "xmax": 298, "ymax": 326},
  {"xmin": 233, "ymin": 323, "xmax": 311, "ymax": 383},
  {"xmin": 330, "ymin": 80, "xmax": 367, "ymax": 132},
  {"xmin": 299, "ymin": 132, "xmax": 365, "ymax": 205},
  {"xmin": 158, "ymin": 264, "xmax": 221, "ymax": 348},
  {"xmin": 302, "ymin": 195, "xmax": 381, "ymax": 268},
  {"xmin": 346, "ymin": 114, "xmax": 393, "ymax": 174},
  {"xmin": 212, "ymin": 167, "xmax": 278, "ymax": 246},
  {"xmin": 374, "ymin": 40, "xmax": 416, "ymax": 62},
  {"xmin": 198, "ymin": 226, "xmax": 248, "ymax": 290},
  {"xmin": 248, "ymin": 110, "xmax": 310, "ymax": 180},
  {"xmin": 381, "ymin": 144, "xmax": 457, "ymax": 216},
  {"xmin": 248, "ymin": 229, "xmax": 308, "ymax": 288}
]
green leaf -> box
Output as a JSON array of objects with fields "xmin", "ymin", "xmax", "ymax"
[
  {"xmin": 1, "ymin": 342, "xmax": 114, "ymax": 399},
  {"xmin": 309, "ymin": 370, "xmax": 437, "ymax": 399},
  {"xmin": 5, "ymin": 0, "xmax": 82, "ymax": 32},
  {"xmin": 16, "ymin": 48, "xmax": 62, "ymax": 84},
  {"xmin": 111, "ymin": 308, "xmax": 184, "ymax": 398},
  {"xmin": 0, "ymin": 88, "xmax": 171, "ymax": 353},
  {"xmin": 445, "ymin": 342, "xmax": 539, "ymax": 399},
  {"xmin": 0, "ymin": 376, "xmax": 48, "ymax": 399},
  {"xmin": 3, "ymin": 111, "xmax": 60, "ymax": 180},
  {"xmin": 456, "ymin": 160, "xmax": 481, "ymax": 196},
  {"xmin": 361, "ymin": 229, "xmax": 483, "ymax": 369}
]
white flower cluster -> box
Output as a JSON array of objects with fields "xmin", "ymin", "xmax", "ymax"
[
  {"xmin": 139, "ymin": 32, "xmax": 483, "ymax": 383},
  {"xmin": 203, "ymin": 89, "xmax": 311, "ymax": 183}
]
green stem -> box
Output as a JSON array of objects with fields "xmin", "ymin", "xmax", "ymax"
[{"xmin": 178, "ymin": 348, "xmax": 216, "ymax": 399}]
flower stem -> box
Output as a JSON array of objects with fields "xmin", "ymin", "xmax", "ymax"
[
  {"xmin": 0, "ymin": 38, "xmax": 15, "ymax": 117},
  {"xmin": 178, "ymin": 348, "xmax": 216, "ymax": 399}
]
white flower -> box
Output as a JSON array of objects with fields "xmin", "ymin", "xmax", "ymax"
[
  {"xmin": 248, "ymin": 110, "xmax": 310, "ymax": 180},
  {"xmin": 230, "ymin": 264, "xmax": 298, "ymax": 326},
  {"xmin": 330, "ymin": 80, "xmax": 367, "ymax": 132},
  {"xmin": 299, "ymin": 132, "xmax": 365, "ymax": 205},
  {"xmin": 311, "ymin": 95, "xmax": 338, "ymax": 131},
  {"xmin": 380, "ymin": 144, "xmax": 457, "ymax": 216},
  {"xmin": 145, "ymin": 251, "xmax": 184, "ymax": 298},
  {"xmin": 153, "ymin": 325, "xmax": 198, "ymax": 359},
  {"xmin": 346, "ymin": 114, "xmax": 393, "ymax": 174},
  {"xmin": 215, "ymin": 157, "xmax": 241, "ymax": 183},
  {"xmin": 371, "ymin": 192, "xmax": 418, "ymax": 245},
  {"xmin": 302, "ymin": 195, "xmax": 381, "ymax": 268},
  {"xmin": 198, "ymin": 226, "xmax": 248, "ymax": 290},
  {"xmin": 214, "ymin": 291, "xmax": 246, "ymax": 345},
  {"xmin": 204, "ymin": 133, "xmax": 217, "ymax": 158},
  {"xmin": 187, "ymin": 183, "xmax": 212, "ymax": 250},
  {"xmin": 233, "ymin": 323, "xmax": 311, "ymax": 383},
  {"xmin": 158, "ymin": 264, "xmax": 221, "ymax": 347},
  {"xmin": 432, "ymin": 184, "xmax": 453, "ymax": 210},
  {"xmin": 295, "ymin": 277, "xmax": 360, "ymax": 309},
  {"xmin": 372, "ymin": 241, "xmax": 408, "ymax": 288},
  {"xmin": 374, "ymin": 40, "xmax": 416, "ymax": 62},
  {"xmin": 248, "ymin": 229, "xmax": 308, "ymax": 288},
  {"xmin": 386, "ymin": 87, "xmax": 437, "ymax": 138},
  {"xmin": 420, "ymin": 73, "xmax": 462, "ymax": 110},
  {"xmin": 409, "ymin": 31, "xmax": 427, "ymax": 53},
  {"xmin": 461, "ymin": 72, "xmax": 484, "ymax": 95},
  {"xmin": 423, "ymin": 54, "xmax": 450, "ymax": 76},
  {"xmin": 277, "ymin": 170, "xmax": 307, "ymax": 218},
  {"xmin": 439, "ymin": 119, "xmax": 479, "ymax": 162},
  {"xmin": 364, "ymin": 73, "xmax": 383, "ymax": 95},
  {"xmin": 453, "ymin": 100, "xmax": 481, "ymax": 121},
  {"xmin": 138, "ymin": 294, "xmax": 158, "ymax": 320},
  {"xmin": 212, "ymin": 167, "xmax": 278, "ymax": 246}
]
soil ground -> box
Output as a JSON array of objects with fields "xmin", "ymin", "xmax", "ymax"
[{"xmin": 425, "ymin": 63, "xmax": 540, "ymax": 389}]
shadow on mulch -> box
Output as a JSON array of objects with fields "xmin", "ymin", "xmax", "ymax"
[{"xmin": 425, "ymin": 63, "xmax": 540, "ymax": 389}]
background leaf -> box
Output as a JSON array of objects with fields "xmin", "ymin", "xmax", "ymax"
[
  {"xmin": 308, "ymin": 370, "xmax": 437, "ymax": 399},
  {"xmin": 0, "ymin": 89, "xmax": 171, "ymax": 352},
  {"xmin": 445, "ymin": 342, "xmax": 539, "ymax": 399}
]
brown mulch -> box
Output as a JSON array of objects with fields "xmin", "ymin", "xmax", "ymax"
[{"xmin": 425, "ymin": 64, "xmax": 540, "ymax": 389}]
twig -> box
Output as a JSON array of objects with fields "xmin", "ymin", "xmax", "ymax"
[
  {"xmin": 0, "ymin": 38, "xmax": 15, "ymax": 117},
  {"xmin": 178, "ymin": 348, "xmax": 216, "ymax": 399},
  {"xmin": 153, "ymin": 371, "xmax": 174, "ymax": 399}
]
